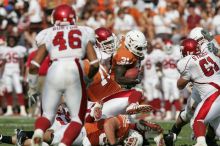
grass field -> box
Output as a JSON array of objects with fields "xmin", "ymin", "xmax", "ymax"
[{"xmin": 0, "ymin": 116, "xmax": 198, "ymax": 146}]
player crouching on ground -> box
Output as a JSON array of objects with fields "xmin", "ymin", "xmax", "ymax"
[{"xmin": 0, "ymin": 103, "xmax": 165, "ymax": 146}]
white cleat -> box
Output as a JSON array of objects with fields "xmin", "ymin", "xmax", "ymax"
[
  {"xmin": 31, "ymin": 129, "xmax": 43, "ymax": 146},
  {"xmin": 194, "ymin": 143, "xmax": 208, "ymax": 146},
  {"xmin": 126, "ymin": 103, "xmax": 153, "ymax": 115},
  {"xmin": 194, "ymin": 137, "xmax": 208, "ymax": 146},
  {"xmin": 4, "ymin": 110, "xmax": 13, "ymax": 116},
  {"xmin": 20, "ymin": 111, "xmax": 27, "ymax": 117}
]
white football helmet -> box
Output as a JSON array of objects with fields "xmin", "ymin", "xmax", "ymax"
[
  {"xmin": 125, "ymin": 30, "xmax": 147, "ymax": 58},
  {"xmin": 189, "ymin": 27, "xmax": 212, "ymax": 46},
  {"xmin": 124, "ymin": 129, "xmax": 143, "ymax": 146}
]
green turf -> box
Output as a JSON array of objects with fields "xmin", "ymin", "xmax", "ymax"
[{"xmin": 0, "ymin": 117, "xmax": 200, "ymax": 146}]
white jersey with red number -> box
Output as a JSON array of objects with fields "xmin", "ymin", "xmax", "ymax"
[
  {"xmin": 162, "ymin": 46, "xmax": 181, "ymax": 79},
  {"xmin": 177, "ymin": 51, "xmax": 220, "ymax": 99},
  {"xmin": 3, "ymin": 46, "xmax": 26, "ymax": 74},
  {"xmin": 142, "ymin": 49, "xmax": 164, "ymax": 80},
  {"xmin": 36, "ymin": 25, "xmax": 95, "ymax": 60}
]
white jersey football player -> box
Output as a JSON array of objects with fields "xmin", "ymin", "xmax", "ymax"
[
  {"xmin": 141, "ymin": 42, "xmax": 163, "ymax": 115},
  {"xmin": 2, "ymin": 36, "xmax": 27, "ymax": 116},
  {"xmin": 164, "ymin": 29, "xmax": 220, "ymax": 146},
  {"xmin": 177, "ymin": 38, "xmax": 220, "ymax": 146},
  {"xmin": 27, "ymin": 4, "xmax": 99, "ymax": 146},
  {"xmin": 0, "ymin": 37, "xmax": 7, "ymax": 96},
  {"xmin": 161, "ymin": 40, "xmax": 181, "ymax": 120}
]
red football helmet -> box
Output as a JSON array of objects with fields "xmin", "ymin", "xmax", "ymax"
[
  {"xmin": 181, "ymin": 38, "xmax": 200, "ymax": 57},
  {"xmin": 95, "ymin": 27, "xmax": 118, "ymax": 54},
  {"xmin": 163, "ymin": 39, "xmax": 174, "ymax": 54},
  {"xmin": 51, "ymin": 4, "xmax": 76, "ymax": 25}
]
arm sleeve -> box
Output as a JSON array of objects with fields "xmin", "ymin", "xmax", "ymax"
[
  {"xmin": 177, "ymin": 57, "xmax": 191, "ymax": 80},
  {"xmin": 84, "ymin": 26, "xmax": 96, "ymax": 44}
]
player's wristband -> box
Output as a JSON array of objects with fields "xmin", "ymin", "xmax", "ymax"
[
  {"xmin": 31, "ymin": 60, "xmax": 40, "ymax": 68},
  {"xmin": 89, "ymin": 59, "xmax": 99, "ymax": 65},
  {"xmin": 27, "ymin": 73, "xmax": 38, "ymax": 88}
]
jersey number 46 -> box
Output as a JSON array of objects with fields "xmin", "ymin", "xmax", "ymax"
[{"xmin": 53, "ymin": 29, "xmax": 82, "ymax": 51}]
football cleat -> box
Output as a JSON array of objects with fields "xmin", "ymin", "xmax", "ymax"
[
  {"xmin": 137, "ymin": 119, "xmax": 163, "ymax": 135},
  {"xmin": 126, "ymin": 103, "xmax": 153, "ymax": 115},
  {"xmin": 163, "ymin": 131, "xmax": 176, "ymax": 146},
  {"xmin": 15, "ymin": 129, "xmax": 27, "ymax": 146}
]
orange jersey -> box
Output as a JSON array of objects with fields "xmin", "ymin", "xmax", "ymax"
[
  {"xmin": 83, "ymin": 60, "xmax": 122, "ymax": 102},
  {"xmin": 112, "ymin": 39, "xmax": 138, "ymax": 67},
  {"xmin": 85, "ymin": 115, "xmax": 135, "ymax": 146}
]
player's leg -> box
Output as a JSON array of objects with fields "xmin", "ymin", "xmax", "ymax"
[
  {"xmin": 171, "ymin": 78, "xmax": 181, "ymax": 120},
  {"xmin": 32, "ymin": 66, "xmax": 63, "ymax": 146},
  {"xmin": 143, "ymin": 80, "xmax": 154, "ymax": 107},
  {"xmin": 162, "ymin": 77, "xmax": 172, "ymax": 120},
  {"xmin": 164, "ymin": 89, "xmax": 200, "ymax": 146},
  {"xmin": 12, "ymin": 73, "xmax": 27, "ymax": 116},
  {"xmin": 51, "ymin": 125, "xmax": 86, "ymax": 146},
  {"xmin": 102, "ymin": 95, "xmax": 129, "ymax": 117},
  {"xmin": 3, "ymin": 75, "xmax": 13, "ymax": 116},
  {"xmin": 59, "ymin": 60, "xmax": 87, "ymax": 146},
  {"xmin": 192, "ymin": 92, "xmax": 220, "ymax": 146},
  {"xmin": 0, "ymin": 134, "xmax": 16, "ymax": 145},
  {"xmin": 126, "ymin": 89, "xmax": 152, "ymax": 114}
]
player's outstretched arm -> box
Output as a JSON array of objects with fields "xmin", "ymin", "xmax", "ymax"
[{"xmin": 86, "ymin": 41, "xmax": 99, "ymax": 79}]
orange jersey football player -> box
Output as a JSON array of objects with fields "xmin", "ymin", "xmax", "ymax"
[
  {"xmin": 83, "ymin": 27, "xmax": 122, "ymax": 102},
  {"xmin": 112, "ymin": 30, "xmax": 147, "ymax": 88},
  {"xmin": 2, "ymin": 114, "xmax": 163, "ymax": 146},
  {"xmin": 84, "ymin": 28, "xmax": 152, "ymax": 118}
]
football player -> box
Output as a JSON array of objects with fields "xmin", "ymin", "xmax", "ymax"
[
  {"xmin": 161, "ymin": 40, "xmax": 181, "ymax": 120},
  {"xmin": 110, "ymin": 30, "xmax": 153, "ymax": 113},
  {"xmin": 27, "ymin": 4, "xmax": 99, "ymax": 146},
  {"xmin": 2, "ymin": 35, "xmax": 27, "ymax": 116},
  {"xmin": 176, "ymin": 37, "xmax": 220, "ymax": 146},
  {"xmin": 84, "ymin": 27, "xmax": 152, "ymax": 118},
  {"xmin": 0, "ymin": 36, "xmax": 7, "ymax": 114},
  {"xmin": 164, "ymin": 28, "xmax": 220, "ymax": 146},
  {"xmin": 141, "ymin": 39, "xmax": 164, "ymax": 119},
  {"xmin": 0, "ymin": 105, "xmax": 164, "ymax": 146},
  {"xmin": 112, "ymin": 30, "xmax": 147, "ymax": 88}
]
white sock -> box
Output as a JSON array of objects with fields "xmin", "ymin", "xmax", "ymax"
[{"xmin": 197, "ymin": 136, "xmax": 206, "ymax": 144}]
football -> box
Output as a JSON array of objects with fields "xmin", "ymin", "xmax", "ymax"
[{"xmin": 125, "ymin": 67, "xmax": 139, "ymax": 79}]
